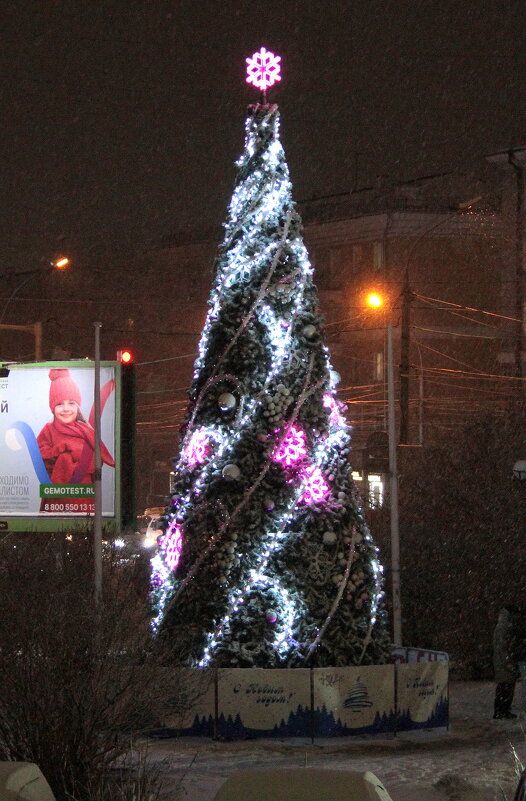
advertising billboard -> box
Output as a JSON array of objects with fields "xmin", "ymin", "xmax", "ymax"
[{"xmin": 0, "ymin": 361, "xmax": 120, "ymax": 531}]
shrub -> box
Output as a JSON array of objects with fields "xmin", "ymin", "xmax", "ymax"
[{"xmin": 0, "ymin": 532, "xmax": 172, "ymax": 801}]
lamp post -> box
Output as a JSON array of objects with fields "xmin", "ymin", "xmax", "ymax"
[
  {"xmin": 0, "ymin": 257, "xmax": 70, "ymax": 323},
  {"xmin": 365, "ymin": 291, "xmax": 402, "ymax": 645},
  {"xmin": 0, "ymin": 257, "xmax": 70, "ymax": 360}
]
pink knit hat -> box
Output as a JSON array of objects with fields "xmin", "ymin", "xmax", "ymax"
[{"xmin": 48, "ymin": 369, "xmax": 81, "ymax": 413}]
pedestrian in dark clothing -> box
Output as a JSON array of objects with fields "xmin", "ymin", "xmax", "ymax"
[
  {"xmin": 514, "ymin": 766, "xmax": 526, "ymax": 801},
  {"xmin": 513, "ymin": 605, "xmax": 526, "ymax": 717},
  {"xmin": 493, "ymin": 605, "xmax": 519, "ymax": 719}
]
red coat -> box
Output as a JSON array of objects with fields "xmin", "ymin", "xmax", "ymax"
[{"xmin": 37, "ymin": 419, "xmax": 115, "ymax": 484}]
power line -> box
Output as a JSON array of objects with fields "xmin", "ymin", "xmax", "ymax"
[
  {"xmin": 414, "ymin": 292, "xmax": 522, "ymax": 324},
  {"xmin": 413, "ymin": 325, "xmax": 497, "ymax": 339}
]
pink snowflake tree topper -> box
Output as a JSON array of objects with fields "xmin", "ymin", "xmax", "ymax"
[
  {"xmin": 160, "ymin": 520, "xmax": 184, "ymax": 572},
  {"xmin": 246, "ymin": 47, "xmax": 281, "ymax": 95}
]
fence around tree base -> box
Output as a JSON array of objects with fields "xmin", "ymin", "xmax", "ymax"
[{"xmin": 157, "ymin": 655, "xmax": 449, "ymax": 740}]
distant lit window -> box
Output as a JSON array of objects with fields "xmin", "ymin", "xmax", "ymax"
[
  {"xmin": 373, "ymin": 351, "xmax": 384, "ymax": 382},
  {"xmin": 368, "ymin": 474, "xmax": 384, "ymax": 507},
  {"xmin": 352, "ymin": 471, "xmax": 384, "ymax": 508},
  {"xmin": 373, "ymin": 241, "xmax": 385, "ymax": 271}
]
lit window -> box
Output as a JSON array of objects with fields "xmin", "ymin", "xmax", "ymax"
[
  {"xmin": 373, "ymin": 241, "xmax": 385, "ymax": 271},
  {"xmin": 373, "ymin": 351, "xmax": 384, "ymax": 382},
  {"xmin": 368, "ymin": 474, "xmax": 384, "ymax": 507}
]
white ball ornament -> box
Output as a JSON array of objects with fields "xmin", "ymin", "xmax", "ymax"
[
  {"xmin": 222, "ymin": 463, "xmax": 241, "ymax": 480},
  {"xmin": 323, "ymin": 531, "xmax": 337, "ymax": 544},
  {"xmin": 302, "ymin": 324, "xmax": 317, "ymax": 339},
  {"xmin": 218, "ymin": 392, "xmax": 237, "ymax": 411}
]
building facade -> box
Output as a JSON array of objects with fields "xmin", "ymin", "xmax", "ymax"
[{"xmin": 0, "ymin": 173, "xmax": 516, "ymax": 517}]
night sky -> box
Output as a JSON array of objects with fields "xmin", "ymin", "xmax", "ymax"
[{"xmin": 3, "ymin": 0, "xmax": 526, "ymax": 273}]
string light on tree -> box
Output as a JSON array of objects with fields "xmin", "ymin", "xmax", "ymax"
[{"xmin": 150, "ymin": 49, "xmax": 390, "ymax": 669}]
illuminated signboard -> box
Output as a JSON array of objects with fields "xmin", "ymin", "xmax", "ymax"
[{"xmin": 0, "ymin": 361, "xmax": 122, "ymax": 532}]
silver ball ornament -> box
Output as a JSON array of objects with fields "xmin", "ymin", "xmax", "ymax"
[
  {"xmin": 302, "ymin": 324, "xmax": 317, "ymax": 339},
  {"xmin": 222, "ymin": 463, "xmax": 241, "ymax": 480},
  {"xmin": 218, "ymin": 392, "xmax": 237, "ymax": 411},
  {"xmin": 265, "ymin": 609, "xmax": 278, "ymax": 624}
]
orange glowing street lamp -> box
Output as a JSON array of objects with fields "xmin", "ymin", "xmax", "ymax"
[
  {"xmin": 365, "ymin": 291, "xmax": 385, "ymax": 309},
  {"xmin": 53, "ymin": 256, "xmax": 70, "ymax": 270},
  {"xmin": 0, "ymin": 255, "xmax": 72, "ymax": 324}
]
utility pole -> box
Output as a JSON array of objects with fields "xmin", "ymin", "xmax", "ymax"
[
  {"xmin": 387, "ymin": 322, "xmax": 402, "ymax": 645},
  {"xmin": 399, "ymin": 268, "xmax": 413, "ymax": 445},
  {"xmin": 508, "ymin": 150, "xmax": 525, "ymax": 383}
]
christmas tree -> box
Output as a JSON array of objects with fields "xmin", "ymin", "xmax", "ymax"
[{"xmin": 151, "ymin": 50, "xmax": 390, "ymax": 668}]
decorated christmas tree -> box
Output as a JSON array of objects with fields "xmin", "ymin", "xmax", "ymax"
[{"xmin": 151, "ymin": 49, "xmax": 390, "ymax": 668}]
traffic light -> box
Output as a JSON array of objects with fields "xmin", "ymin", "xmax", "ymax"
[
  {"xmin": 117, "ymin": 349, "xmax": 133, "ymax": 364},
  {"xmin": 117, "ymin": 349, "xmax": 136, "ymax": 529}
]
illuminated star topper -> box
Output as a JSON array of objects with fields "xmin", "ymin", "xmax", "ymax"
[{"xmin": 246, "ymin": 47, "xmax": 281, "ymax": 92}]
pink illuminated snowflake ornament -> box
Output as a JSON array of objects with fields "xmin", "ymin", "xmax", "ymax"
[
  {"xmin": 184, "ymin": 429, "xmax": 210, "ymax": 466},
  {"xmin": 246, "ymin": 47, "xmax": 281, "ymax": 92},
  {"xmin": 272, "ymin": 425, "xmax": 307, "ymax": 467},
  {"xmin": 323, "ymin": 393, "xmax": 347, "ymax": 428},
  {"xmin": 160, "ymin": 520, "xmax": 183, "ymax": 572},
  {"xmin": 300, "ymin": 465, "xmax": 330, "ymax": 505}
]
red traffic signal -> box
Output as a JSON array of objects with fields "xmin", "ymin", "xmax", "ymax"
[{"xmin": 117, "ymin": 349, "xmax": 133, "ymax": 364}]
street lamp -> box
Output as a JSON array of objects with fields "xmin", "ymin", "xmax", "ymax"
[
  {"xmin": 365, "ymin": 290, "xmax": 402, "ymax": 646},
  {"xmin": 0, "ymin": 256, "xmax": 70, "ymax": 322},
  {"xmin": 0, "ymin": 257, "xmax": 71, "ymax": 358}
]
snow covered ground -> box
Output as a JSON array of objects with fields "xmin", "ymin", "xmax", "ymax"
[{"xmin": 150, "ymin": 681, "xmax": 526, "ymax": 801}]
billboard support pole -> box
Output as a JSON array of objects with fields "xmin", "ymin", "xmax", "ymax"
[{"xmin": 94, "ymin": 322, "xmax": 103, "ymax": 605}]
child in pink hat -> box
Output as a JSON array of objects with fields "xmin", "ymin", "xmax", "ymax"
[{"xmin": 37, "ymin": 369, "xmax": 115, "ymax": 484}]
